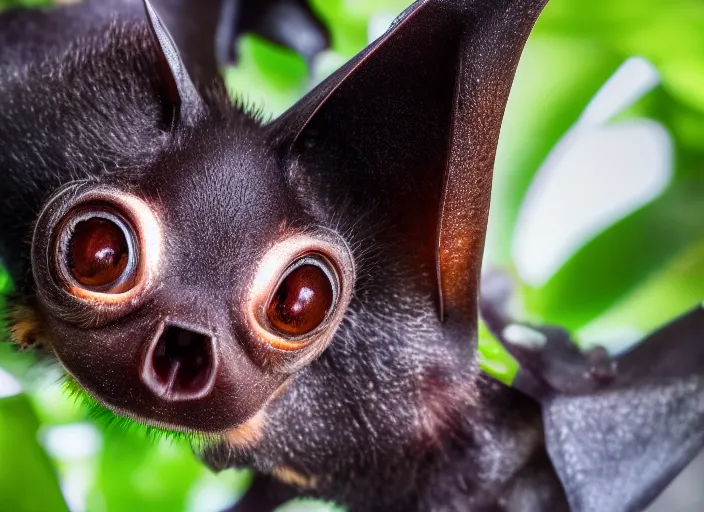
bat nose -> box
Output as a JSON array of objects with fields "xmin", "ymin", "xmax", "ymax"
[{"xmin": 141, "ymin": 322, "xmax": 218, "ymax": 402}]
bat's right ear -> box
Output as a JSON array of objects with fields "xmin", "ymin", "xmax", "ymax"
[
  {"xmin": 143, "ymin": 0, "xmax": 205, "ymax": 127},
  {"xmin": 266, "ymin": 0, "xmax": 547, "ymax": 339}
]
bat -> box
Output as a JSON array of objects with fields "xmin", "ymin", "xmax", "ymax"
[{"xmin": 1, "ymin": 0, "xmax": 702, "ymax": 511}]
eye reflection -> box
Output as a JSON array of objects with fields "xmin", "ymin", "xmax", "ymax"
[
  {"xmin": 56, "ymin": 207, "xmax": 138, "ymax": 294},
  {"xmin": 69, "ymin": 217, "xmax": 130, "ymax": 287},
  {"xmin": 267, "ymin": 261, "xmax": 334, "ymax": 337}
]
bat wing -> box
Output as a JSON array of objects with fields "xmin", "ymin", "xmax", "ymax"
[
  {"xmin": 217, "ymin": 0, "xmax": 330, "ymax": 66},
  {"xmin": 149, "ymin": 0, "xmax": 330, "ymax": 77},
  {"xmin": 482, "ymin": 273, "xmax": 704, "ymax": 512}
]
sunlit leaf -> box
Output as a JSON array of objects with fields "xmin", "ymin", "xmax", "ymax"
[
  {"xmin": 536, "ymin": 0, "xmax": 704, "ymax": 115},
  {"xmin": 478, "ymin": 320, "xmax": 519, "ymax": 386},
  {"xmin": 224, "ymin": 36, "xmax": 308, "ymax": 118},
  {"xmin": 524, "ymin": 87, "xmax": 704, "ymax": 330},
  {"xmin": 489, "ymin": 37, "xmax": 621, "ymax": 265},
  {"xmin": 0, "ymin": 394, "xmax": 68, "ymax": 512},
  {"xmin": 581, "ymin": 240, "xmax": 704, "ymax": 340},
  {"xmin": 308, "ymin": 0, "xmax": 371, "ymax": 57},
  {"xmin": 92, "ymin": 429, "xmax": 204, "ymax": 512}
]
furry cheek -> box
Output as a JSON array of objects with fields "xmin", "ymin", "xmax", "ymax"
[
  {"xmin": 223, "ymin": 409, "xmax": 267, "ymax": 450},
  {"xmin": 272, "ymin": 465, "xmax": 318, "ymax": 490},
  {"xmin": 8, "ymin": 304, "xmax": 46, "ymax": 350}
]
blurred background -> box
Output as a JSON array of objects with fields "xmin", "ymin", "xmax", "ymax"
[{"xmin": 1, "ymin": 0, "xmax": 703, "ymax": 510}]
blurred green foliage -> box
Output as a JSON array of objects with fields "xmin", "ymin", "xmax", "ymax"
[
  {"xmin": 1, "ymin": 0, "xmax": 703, "ymax": 510},
  {"xmin": 0, "ymin": 395, "xmax": 68, "ymax": 512},
  {"xmin": 0, "ymin": 0, "xmax": 48, "ymax": 7}
]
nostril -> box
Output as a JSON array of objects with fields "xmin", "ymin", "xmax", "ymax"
[{"xmin": 142, "ymin": 323, "xmax": 217, "ymax": 401}]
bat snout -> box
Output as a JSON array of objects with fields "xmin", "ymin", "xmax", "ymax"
[{"xmin": 141, "ymin": 322, "xmax": 218, "ymax": 402}]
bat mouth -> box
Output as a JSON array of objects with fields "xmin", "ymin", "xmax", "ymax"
[{"xmin": 141, "ymin": 322, "xmax": 217, "ymax": 402}]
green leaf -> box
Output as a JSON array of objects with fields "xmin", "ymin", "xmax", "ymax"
[
  {"xmin": 308, "ymin": 0, "xmax": 368, "ymax": 58},
  {"xmin": 478, "ymin": 321, "xmax": 518, "ymax": 386},
  {"xmin": 523, "ymin": 181, "xmax": 704, "ymax": 330},
  {"xmin": 0, "ymin": 0, "xmax": 50, "ymax": 10},
  {"xmin": 224, "ymin": 36, "xmax": 308, "ymax": 118},
  {"xmin": 0, "ymin": 265, "xmax": 10, "ymax": 295},
  {"xmin": 508, "ymin": 0, "xmax": 704, "ymax": 334},
  {"xmin": 524, "ymin": 87, "xmax": 704, "ymax": 331},
  {"xmin": 582, "ymin": 240, "xmax": 704, "ymax": 338},
  {"xmin": 536, "ymin": 0, "xmax": 704, "ymax": 116},
  {"xmin": 92, "ymin": 429, "xmax": 204, "ymax": 512},
  {"xmin": 0, "ymin": 395, "xmax": 68, "ymax": 512},
  {"xmin": 489, "ymin": 37, "xmax": 621, "ymax": 265}
]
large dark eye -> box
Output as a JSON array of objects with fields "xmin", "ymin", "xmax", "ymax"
[
  {"xmin": 57, "ymin": 208, "xmax": 137, "ymax": 293},
  {"xmin": 267, "ymin": 257, "xmax": 336, "ymax": 337}
]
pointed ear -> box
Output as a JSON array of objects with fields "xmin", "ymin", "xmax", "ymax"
[
  {"xmin": 143, "ymin": 0, "xmax": 205, "ymax": 127},
  {"xmin": 269, "ymin": 0, "xmax": 547, "ymax": 330}
]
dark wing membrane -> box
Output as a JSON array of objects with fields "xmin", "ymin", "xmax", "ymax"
[
  {"xmin": 481, "ymin": 274, "xmax": 704, "ymax": 512},
  {"xmin": 218, "ymin": 0, "xmax": 330, "ymax": 66},
  {"xmin": 543, "ymin": 306, "xmax": 704, "ymax": 512},
  {"xmin": 153, "ymin": 0, "xmax": 330, "ymax": 75}
]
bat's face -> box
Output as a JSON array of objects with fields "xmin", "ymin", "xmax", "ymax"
[{"xmin": 30, "ymin": 122, "xmax": 356, "ymax": 432}]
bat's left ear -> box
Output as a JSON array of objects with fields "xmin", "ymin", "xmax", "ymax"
[
  {"xmin": 268, "ymin": 0, "xmax": 547, "ymax": 334},
  {"xmin": 143, "ymin": 0, "xmax": 206, "ymax": 127}
]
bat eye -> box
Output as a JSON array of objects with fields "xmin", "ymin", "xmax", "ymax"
[
  {"xmin": 248, "ymin": 233, "xmax": 354, "ymax": 364},
  {"xmin": 57, "ymin": 208, "xmax": 138, "ymax": 293},
  {"xmin": 266, "ymin": 256, "xmax": 336, "ymax": 338}
]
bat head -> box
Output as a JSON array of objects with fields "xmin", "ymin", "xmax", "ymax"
[
  {"xmin": 23, "ymin": 0, "xmax": 544, "ymax": 494},
  {"xmin": 28, "ymin": 1, "xmax": 357, "ymax": 433},
  {"xmin": 30, "ymin": 119, "xmax": 356, "ymax": 433}
]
